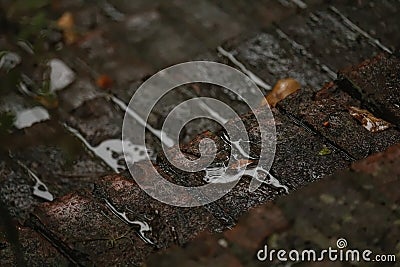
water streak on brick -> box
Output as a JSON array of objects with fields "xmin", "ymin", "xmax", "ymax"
[
  {"xmin": 104, "ymin": 199, "xmax": 154, "ymax": 245},
  {"xmin": 109, "ymin": 95, "xmax": 175, "ymax": 147},
  {"xmin": 16, "ymin": 160, "xmax": 53, "ymax": 202},
  {"xmin": 275, "ymin": 28, "xmax": 337, "ymax": 79},
  {"xmin": 329, "ymin": 6, "xmax": 392, "ymax": 54},
  {"xmin": 217, "ymin": 46, "xmax": 271, "ymax": 91}
]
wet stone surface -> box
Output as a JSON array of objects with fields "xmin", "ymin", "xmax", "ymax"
[
  {"xmin": 268, "ymin": 108, "xmax": 350, "ymax": 189},
  {"xmin": 61, "ymin": 96, "xmax": 123, "ymax": 146},
  {"xmin": 147, "ymin": 144, "xmax": 400, "ymax": 267},
  {"xmin": 159, "ymin": 0, "xmax": 243, "ymax": 50},
  {"xmin": 57, "ymin": 76, "xmax": 104, "ymax": 112},
  {"xmin": 147, "ymin": 204, "xmax": 290, "ymax": 267},
  {"xmin": 278, "ymin": 82, "xmax": 400, "ymax": 160},
  {"xmin": 333, "ymin": 0, "xmax": 400, "ymax": 52},
  {"xmin": 0, "ymin": 120, "xmax": 109, "ymax": 221},
  {"xmin": 222, "ymin": 31, "xmax": 332, "ymax": 91},
  {"xmin": 1, "ymin": 0, "xmax": 400, "ymax": 265},
  {"xmin": 156, "ymin": 107, "xmax": 351, "ymax": 222},
  {"xmin": 93, "ymin": 172, "xmax": 225, "ymax": 246},
  {"xmin": 0, "ymin": 225, "xmax": 69, "ymax": 266},
  {"xmin": 210, "ymin": 108, "xmax": 350, "ymax": 220},
  {"xmin": 0, "ymin": 160, "xmax": 40, "ymax": 221},
  {"xmin": 30, "ymin": 191, "xmax": 153, "ymax": 266},
  {"xmin": 277, "ymin": 9, "xmax": 380, "ymax": 71},
  {"xmin": 338, "ymin": 53, "xmax": 400, "ymax": 127}
]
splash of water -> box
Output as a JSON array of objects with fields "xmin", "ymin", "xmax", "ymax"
[{"xmin": 207, "ymin": 133, "xmax": 288, "ymax": 193}]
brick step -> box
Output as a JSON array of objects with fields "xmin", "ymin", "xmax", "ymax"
[
  {"xmin": 145, "ymin": 143, "xmax": 400, "ymax": 267},
  {"xmin": 277, "ymin": 81, "xmax": 400, "ymax": 160},
  {"xmin": 338, "ymin": 53, "xmax": 400, "ymax": 127}
]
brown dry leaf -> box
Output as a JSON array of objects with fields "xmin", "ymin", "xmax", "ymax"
[
  {"xmin": 261, "ymin": 78, "xmax": 301, "ymax": 107},
  {"xmin": 96, "ymin": 74, "xmax": 114, "ymax": 90},
  {"xmin": 57, "ymin": 12, "xmax": 77, "ymax": 45},
  {"xmin": 34, "ymin": 95, "xmax": 59, "ymax": 109},
  {"xmin": 349, "ymin": 106, "xmax": 391, "ymax": 133}
]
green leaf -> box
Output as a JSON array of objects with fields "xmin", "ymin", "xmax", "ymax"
[{"xmin": 318, "ymin": 146, "xmax": 332, "ymax": 156}]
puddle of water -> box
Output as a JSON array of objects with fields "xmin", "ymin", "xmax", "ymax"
[
  {"xmin": 48, "ymin": 59, "xmax": 76, "ymax": 92},
  {"xmin": 210, "ymin": 133, "xmax": 288, "ymax": 192},
  {"xmin": 104, "ymin": 199, "xmax": 154, "ymax": 245},
  {"xmin": 14, "ymin": 106, "xmax": 50, "ymax": 129},
  {"xmin": 16, "ymin": 160, "xmax": 54, "ymax": 201},
  {"xmin": 64, "ymin": 124, "xmax": 152, "ymax": 173},
  {"xmin": 221, "ymin": 132, "xmax": 256, "ymax": 160},
  {"xmin": 204, "ymin": 162, "xmax": 288, "ymax": 193}
]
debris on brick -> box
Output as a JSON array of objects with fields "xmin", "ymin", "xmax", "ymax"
[
  {"xmin": 261, "ymin": 78, "xmax": 301, "ymax": 107},
  {"xmin": 348, "ymin": 106, "xmax": 391, "ymax": 133}
]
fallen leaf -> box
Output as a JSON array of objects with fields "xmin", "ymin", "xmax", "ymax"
[
  {"xmin": 57, "ymin": 12, "xmax": 77, "ymax": 44},
  {"xmin": 57, "ymin": 12, "xmax": 74, "ymax": 30},
  {"xmin": 349, "ymin": 106, "xmax": 391, "ymax": 133},
  {"xmin": 318, "ymin": 146, "xmax": 332, "ymax": 156},
  {"xmin": 323, "ymin": 121, "xmax": 330, "ymax": 127},
  {"xmin": 96, "ymin": 74, "xmax": 114, "ymax": 90},
  {"xmin": 34, "ymin": 94, "xmax": 59, "ymax": 109},
  {"xmin": 261, "ymin": 78, "xmax": 301, "ymax": 107}
]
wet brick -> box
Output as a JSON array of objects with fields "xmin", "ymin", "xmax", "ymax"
[
  {"xmin": 222, "ymin": 31, "xmax": 332, "ymax": 90},
  {"xmin": 278, "ymin": 83, "xmax": 400, "ymax": 159},
  {"xmin": 213, "ymin": 0, "xmax": 298, "ymax": 30},
  {"xmin": 160, "ymin": 0, "xmax": 242, "ymax": 49},
  {"xmin": 93, "ymin": 172, "xmax": 224, "ymax": 247},
  {"xmin": 31, "ymin": 190, "xmax": 153, "ymax": 266},
  {"xmin": 61, "ymin": 96, "xmax": 123, "ymax": 146},
  {"xmin": 212, "ymin": 109, "xmax": 350, "ymax": 220},
  {"xmin": 332, "ymin": 0, "xmax": 400, "ymax": 51},
  {"xmin": 3, "ymin": 120, "xmax": 109, "ymax": 199},
  {"xmin": 278, "ymin": 9, "xmax": 380, "ymax": 71},
  {"xmin": 0, "ymin": 225, "xmax": 69, "ymax": 266},
  {"xmin": 157, "ymin": 108, "xmax": 351, "ymax": 221},
  {"xmin": 0, "ymin": 160, "xmax": 40, "ymax": 221},
  {"xmin": 338, "ymin": 53, "xmax": 400, "ymax": 127},
  {"xmin": 147, "ymin": 144, "xmax": 400, "ymax": 267}
]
